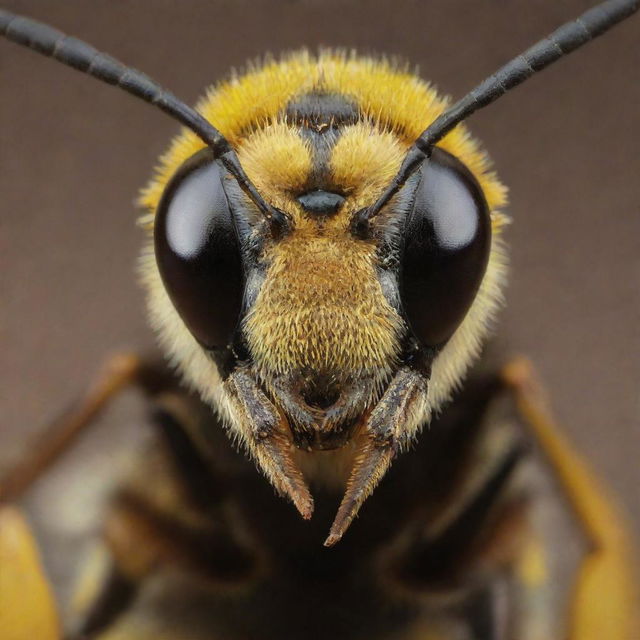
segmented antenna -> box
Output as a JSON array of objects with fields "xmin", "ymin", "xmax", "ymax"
[
  {"xmin": 0, "ymin": 9, "xmax": 284, "ymax": 229},
  {"xmin": 364, "ymin": 0, "xmax": 639, "ymax": 222}
]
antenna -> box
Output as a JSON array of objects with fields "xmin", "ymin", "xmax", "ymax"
[
  {"xmin": 363, "ymin": 0, "xmax": 639, "ymax": 223},
  {"xmin": 0, "ymin": 10, "xmax": 287, "ymax": 231}
]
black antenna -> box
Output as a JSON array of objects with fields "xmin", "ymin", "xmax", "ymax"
[
  {"xmin": 363, "ymin": 0, "xmax": 639, "ymax": 223},
  {"xmin": 0, "ymin": 9, "xmax": 287, "ymax": 232}
]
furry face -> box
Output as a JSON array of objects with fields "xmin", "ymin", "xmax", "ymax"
[{"xmin": 139, "ymin": 51, "xmax": 508, "ymax": 543}]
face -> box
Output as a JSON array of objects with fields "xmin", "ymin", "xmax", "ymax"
[{"xmin": 140, "ymin": 53, "xmax": 508, "ymax": 542}]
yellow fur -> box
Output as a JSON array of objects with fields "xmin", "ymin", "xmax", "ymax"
[
  {"xmin": 330, "ymin": 124, "xmax": 407, "ymax": 208},
  {"xmin": 140, "ymin": 51, "xmax": 507, "ymax": 215},
  {"xmin": 139, "ymin": 50, "xmax": 508, "ymax": 448},
  {"xmin": 239, "ymin": 123, "xmax": 312, "ymax": 199},
  {"xmin": 244, "ymin": 234, "xmax": 402, "ymax": 377}
]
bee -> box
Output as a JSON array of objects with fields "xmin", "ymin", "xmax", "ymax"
[{"xmin": 0, "ymin": 2, "xmax": 638, "ymax": 639}]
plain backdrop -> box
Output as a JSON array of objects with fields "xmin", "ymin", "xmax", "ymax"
[{"xmin": 1, "ymin": 1, "xmax": 639, "ymax": 537}]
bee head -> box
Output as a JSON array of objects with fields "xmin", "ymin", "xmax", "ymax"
[{"xmin": 141, "ymin": 55, "xmax": 508, "ymax": 541}]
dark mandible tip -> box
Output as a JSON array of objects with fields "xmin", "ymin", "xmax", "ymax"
[
  {"xmin": 0, "ymin": 8, "xmax": 282, "ymax": 230},
  {"xmin": 363, "ymin": 0, "xmax": 639, "ymax": 224}
]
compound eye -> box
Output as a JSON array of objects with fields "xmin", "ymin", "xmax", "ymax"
[
  {"xmin": 401, "ymin": 148, "xmax": 491, "ymax": 347},
  {"xmin": 154, "ymin": 148, "xmax": 244, "ymax": 350}
]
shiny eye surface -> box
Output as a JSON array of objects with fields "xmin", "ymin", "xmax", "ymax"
[
  {"xmin": 155, "ymin": 149, "xmax": 244, "ymax": 350},
  {"xmin": 401, "ymin": 148, "xmax": 491, "ymax": 347}
]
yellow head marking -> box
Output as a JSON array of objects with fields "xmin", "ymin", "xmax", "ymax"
[
  {"xmin": 140, "ymin": 51, "xmax": 507, "ymax": 215},
  {"xmin": 330, "ymin": 123, "xmax": 406, "ymax": 209},
  {"xmin": 245, "ymin": 234, "xmax": 403, "ymax": 378},
  {"xmin": 238, "ymin": 122, "xmax": 312, "ymax": 201}
]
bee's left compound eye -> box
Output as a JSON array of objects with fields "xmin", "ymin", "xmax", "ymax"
[
  {"xmin": 155, "ymin": 149, "xmax": 244, "ymax": 350},
  {"xmin": 401, "ymin": 148, "xmax": 492, "ymax": 348}
]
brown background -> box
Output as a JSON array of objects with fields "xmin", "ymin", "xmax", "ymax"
[{"xmin": 1, "ymin": 0, "xmax": 639, "ymax": 536}]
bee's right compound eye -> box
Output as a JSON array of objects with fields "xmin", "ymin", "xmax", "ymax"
[
  {"xmin": 400, "ymin": 148, "xmax": 492, "ymax": 348},
  {"xmin": 154, "ymin": 149, "xmax": 244, "ymax": 350}
]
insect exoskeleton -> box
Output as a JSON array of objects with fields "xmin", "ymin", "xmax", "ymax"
[{"xmin": 138, "ymin": 51, "xmax": 509, "ymax": 544}]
